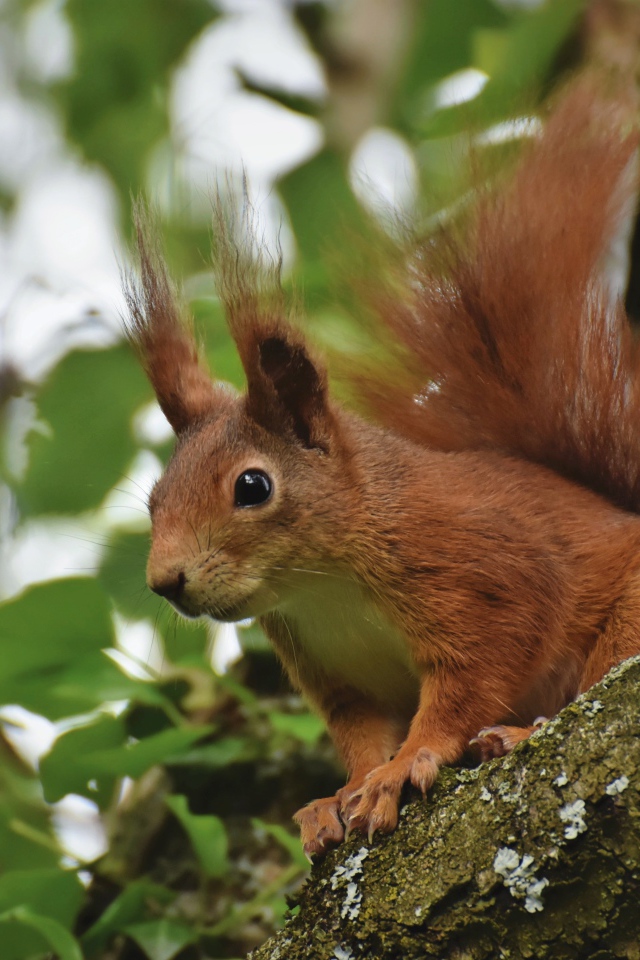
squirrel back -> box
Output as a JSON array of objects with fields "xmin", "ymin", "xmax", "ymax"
[{"xmin": 355, "ymin": 77, "xmax": 640, "ymax": 513}]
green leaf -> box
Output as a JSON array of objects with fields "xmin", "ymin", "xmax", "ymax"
[
  {"xmin": 475, "ymin": 0, "xmax": 585, "ymax": 106},
  {"xmin": 126, "ymin": 919, "xmax": 197, "ymax": 960},
  {"xmin": 165, "ymin": 735, "xmax": 253, "ymax": 768},
  {"xmin": 418, "ymin": 0, "xmax": 585, "ymax": 138},
  {"xmin": 235, "ymin": 69, "xmax": 320, "ymax": 118},
  {"xmin": 268, "ymin": 710, "xmax": 325, "ymax": 746},
  {"xmin": 41, "ymin": 719, "xmax": 212, "ymax": 805},
  {"xmin": 278, "ymin": 149, "xmax": 365, "ymax": 266},
  {"xmin": 40, "ymin": 713, "xmax": 126, "ymax": 806},
  {"xmin": 82, "ymin": 880, "xmax": 175, "ymax": 957},
  {"xmin": 0, "ymin": 868, "xmax": 84, "ymax": 923},
  {"xmin": 58, "ymin": 651, "xmax": 168, "ymax": 709},
  {"xmin": 0, "ymin": 869, "xmax": 84, "ymax": 958},
  {"xmin": 192, "ymin": 296, "xmax": 247, "ymax": 390},
  {"xmin": 0, "ymin": 789, "xmax": 59, "ymax": 872},
  {"xmin": 89, "ymin": 725, "xmax": 213, "ymax": 779},
  {"xmin": 166, "ymin": 794, "xmax": 228, "ymax": 878},
  {"xmin": 98, "ymin": 530, "xmax": 156, "ymax": 621},
  {"xmin": 252, "ymin": 818, "xmax": 307, "ymax": 870},
  {"xmin": 215, "ymin": 674, "xmax": 258, "ymax": 706},
  {"xmin": 0, "ymin": 733, "xmax": 61, "ymax": 871},
  {"xmin": 161, "ymin": 618, "xmax": 210, "ymax": 667},
  {"xmin": 98, "ymin": 530, "xmax": 210, "ymax": 665},
  {"xmin": 58, "ymin": 0, "xmax": 216, "ymax": 210},
  {"xmin": 0, "ymin": 578, "xmax": 112, "ymax": 679},
  {"xmin": 19, "ymin": 345, "xmax": 151, "ymax": 515},
  {"xmin": 0, "ymin": 578, "xmax": 115, "ymax": 718},
  {"xmin": 9, "ymin": 651, "xmax": 166, "ymax": 723},
  {"xmin": 0, "ymin": 907, "xmax": 83, "ymax": 960},
  {"xmin": 395, "ymin": 0, "xmax": 508, "ymax": 125}
]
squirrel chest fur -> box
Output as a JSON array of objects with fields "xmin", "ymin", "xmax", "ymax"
[
  {"xmin": 127, "ymin": 77, "xmax": 640, "ymax": 856},
  {"xmin": 275, "ymin": 575, "xmax": 420, "ymax": 713}
]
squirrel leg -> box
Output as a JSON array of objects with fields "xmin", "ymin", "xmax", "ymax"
[
  {"xmin": 293, "ymin": 692, "xmax": 404, "ymax": 859},
  {"xmin": 578, "ymin": 575, "xmax": 640, "ymax": 692},
  {"xmin": 263, "ymin": 615, "xmax": 405, "ymax": 857},
  {"xmin": 343, "ymin": 669, "xmax": 483, "ymax": 840},
  {"xmin": 470, "ymin": 576, "xmax": 640, "ymax": 762}
]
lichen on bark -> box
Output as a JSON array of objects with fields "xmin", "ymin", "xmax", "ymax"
[{"xmin": 250, "ymin": 657, "xmax": 640, "ymax": 960}]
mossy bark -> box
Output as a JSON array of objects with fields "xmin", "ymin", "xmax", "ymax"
[{"xmin": 250, "ymin": 657, "xmax": 640, "ymax": 960}]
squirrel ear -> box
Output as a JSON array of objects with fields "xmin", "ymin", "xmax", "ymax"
[
  {"xmin": 211, "ymin": 196, "xmax": 332, "ymax": 449},
  {"xmin": 124, "ymin": 206, "xmax": 230, "ymax": 434},
  {"xmin": 251, "ymin": 331, "xmax": 332, "ymax": 451}
]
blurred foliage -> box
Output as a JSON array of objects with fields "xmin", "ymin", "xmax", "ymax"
[
  {"xmin": 58, "ymin": 0, "xmax": 217, "ymax": 224},
  {"xmin": 0, "ymin": 0, "xmax": 590, "ymax": 957}
]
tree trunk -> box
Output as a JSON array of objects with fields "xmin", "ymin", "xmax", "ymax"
[{"xmin": 250, "ymin": 656, "xmax": 640, "ymax": 960}]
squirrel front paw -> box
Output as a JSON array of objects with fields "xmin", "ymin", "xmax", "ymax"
[
  {"xmin": 341, "ymin": 749, "xmax": 439, "ymax": 841},
  {"xmin": 293, "ymin": 796, "xmax": 344, "ymax": 860}
]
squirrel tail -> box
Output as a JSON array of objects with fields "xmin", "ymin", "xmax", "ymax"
[{"xmin": 360, "ymin": 76, "xmax": 640, "ymax": 512}]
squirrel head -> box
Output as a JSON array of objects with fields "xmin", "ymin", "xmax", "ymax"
[{"xmin": 125, "ymin": 216, "xmax": 354, "ymax": 622}]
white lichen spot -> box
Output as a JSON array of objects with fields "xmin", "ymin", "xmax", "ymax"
[
  {"xmin": 494, "ymin": 847, "xmax": 520, "ymax": 874},
  {"xmin": 270, "ymin": 940, "xmax": 292, "ymax": 960},
  {"xmin": 331, "ymin": 846, "xmax": 369, "ymax": 890},
  {"xmin": 341, "ymin": 881, "xmax": 362, "ymax": 920},
  {"xmin": 605, "ymin": 775, "xmax": 630, "ymax": 796},
  {"xmin": 583, "ymin": 699, "xmax": 604, "ymax": 718},
  {"xmin": 332, "ymin": 946, "xmax": 354, "ymax": 960},
  {"xmin": 496, "ymin": 779, "xmax": 522, "ymax": 805},
  {"xmin": 553, "ymin": 772, "xmax": 568, "ymax": 787},
  {"xmin": 559, "ymin": 799, "xmax": 587, "ymax": 839},
  {"xmin": 331, "ymin": 846, "xmax": 369, "ymax": 921},
  {"xmin": 493, "ymin": 847, "xmax": 549, "ymax": 912},
  {"xmin": 480, "ymin": 786, "xmax": 492, "ymax": 802},
  {"xmin": 524, "ymin": 877, "xmax": 550, "ymax": 913},
  {"xmin": 456, "ymin": 768, "xmax": 480, "ymax": 783}
]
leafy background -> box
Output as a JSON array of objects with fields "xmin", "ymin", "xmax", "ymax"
[{"xmin": 0, "ymin": 0, "xmax": 610, "ymax": 957}]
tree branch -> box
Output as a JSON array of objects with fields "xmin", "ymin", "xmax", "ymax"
[{"xmin": 251, "ymin": 656, "xmax": 640, "ymax": 960}]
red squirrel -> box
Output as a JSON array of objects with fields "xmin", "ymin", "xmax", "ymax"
[{"xmin": 125, "ymin": 78, "xmax": 640, "ymax": 859}]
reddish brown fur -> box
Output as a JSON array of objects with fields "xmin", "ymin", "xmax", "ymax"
[
  {"xmin": 125, "ymin": 78, "xmax": 640, "ymax": 858},
  {"xmin": 124, "ymin": 205, "xmax": 230, "ymax": 433},
  {"xmin": 360, "ymin": 78, "xmax": 640, "ymax": 510}
]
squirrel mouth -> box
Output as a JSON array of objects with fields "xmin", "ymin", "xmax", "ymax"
[
  {"xmin": 164, "ymin": 592, "xmax": 254, "ymax": 623},
  {"xmin": 165, "ymin": 597, "xmax": 201, "ymax": 620},
  {"xmin": 166, "ymin": 597, "xmax": 241, "ymax": 623},
  {"xmin": 206, "ymin": 601, "xmax": 247, "ymax": 623}
]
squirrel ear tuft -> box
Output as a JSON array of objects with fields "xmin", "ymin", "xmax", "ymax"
[
  {"xmin": 124, "ymin": 205, "xmax": 230, "ymax": 434},
  {"xmin": 211, "ymin": 202, "xmax": 332, "ymax": 450},
  {"xmin": 254, "ymin": 333, "xmax": 332, "ymax": 451}
]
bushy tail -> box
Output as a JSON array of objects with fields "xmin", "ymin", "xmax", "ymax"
[{"xmin": 360, "ymin": 76, "xmax": 640, "ymax": 512}]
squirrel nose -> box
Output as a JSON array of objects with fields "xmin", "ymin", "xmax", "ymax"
[{"xmin": 150, "ymin": 571, "xmax": 186, "ymax": 602}]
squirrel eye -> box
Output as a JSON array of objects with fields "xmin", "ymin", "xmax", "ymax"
[{"xmin": 234, "ymin": 469, "xmax": 273, "ymax": 508}]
